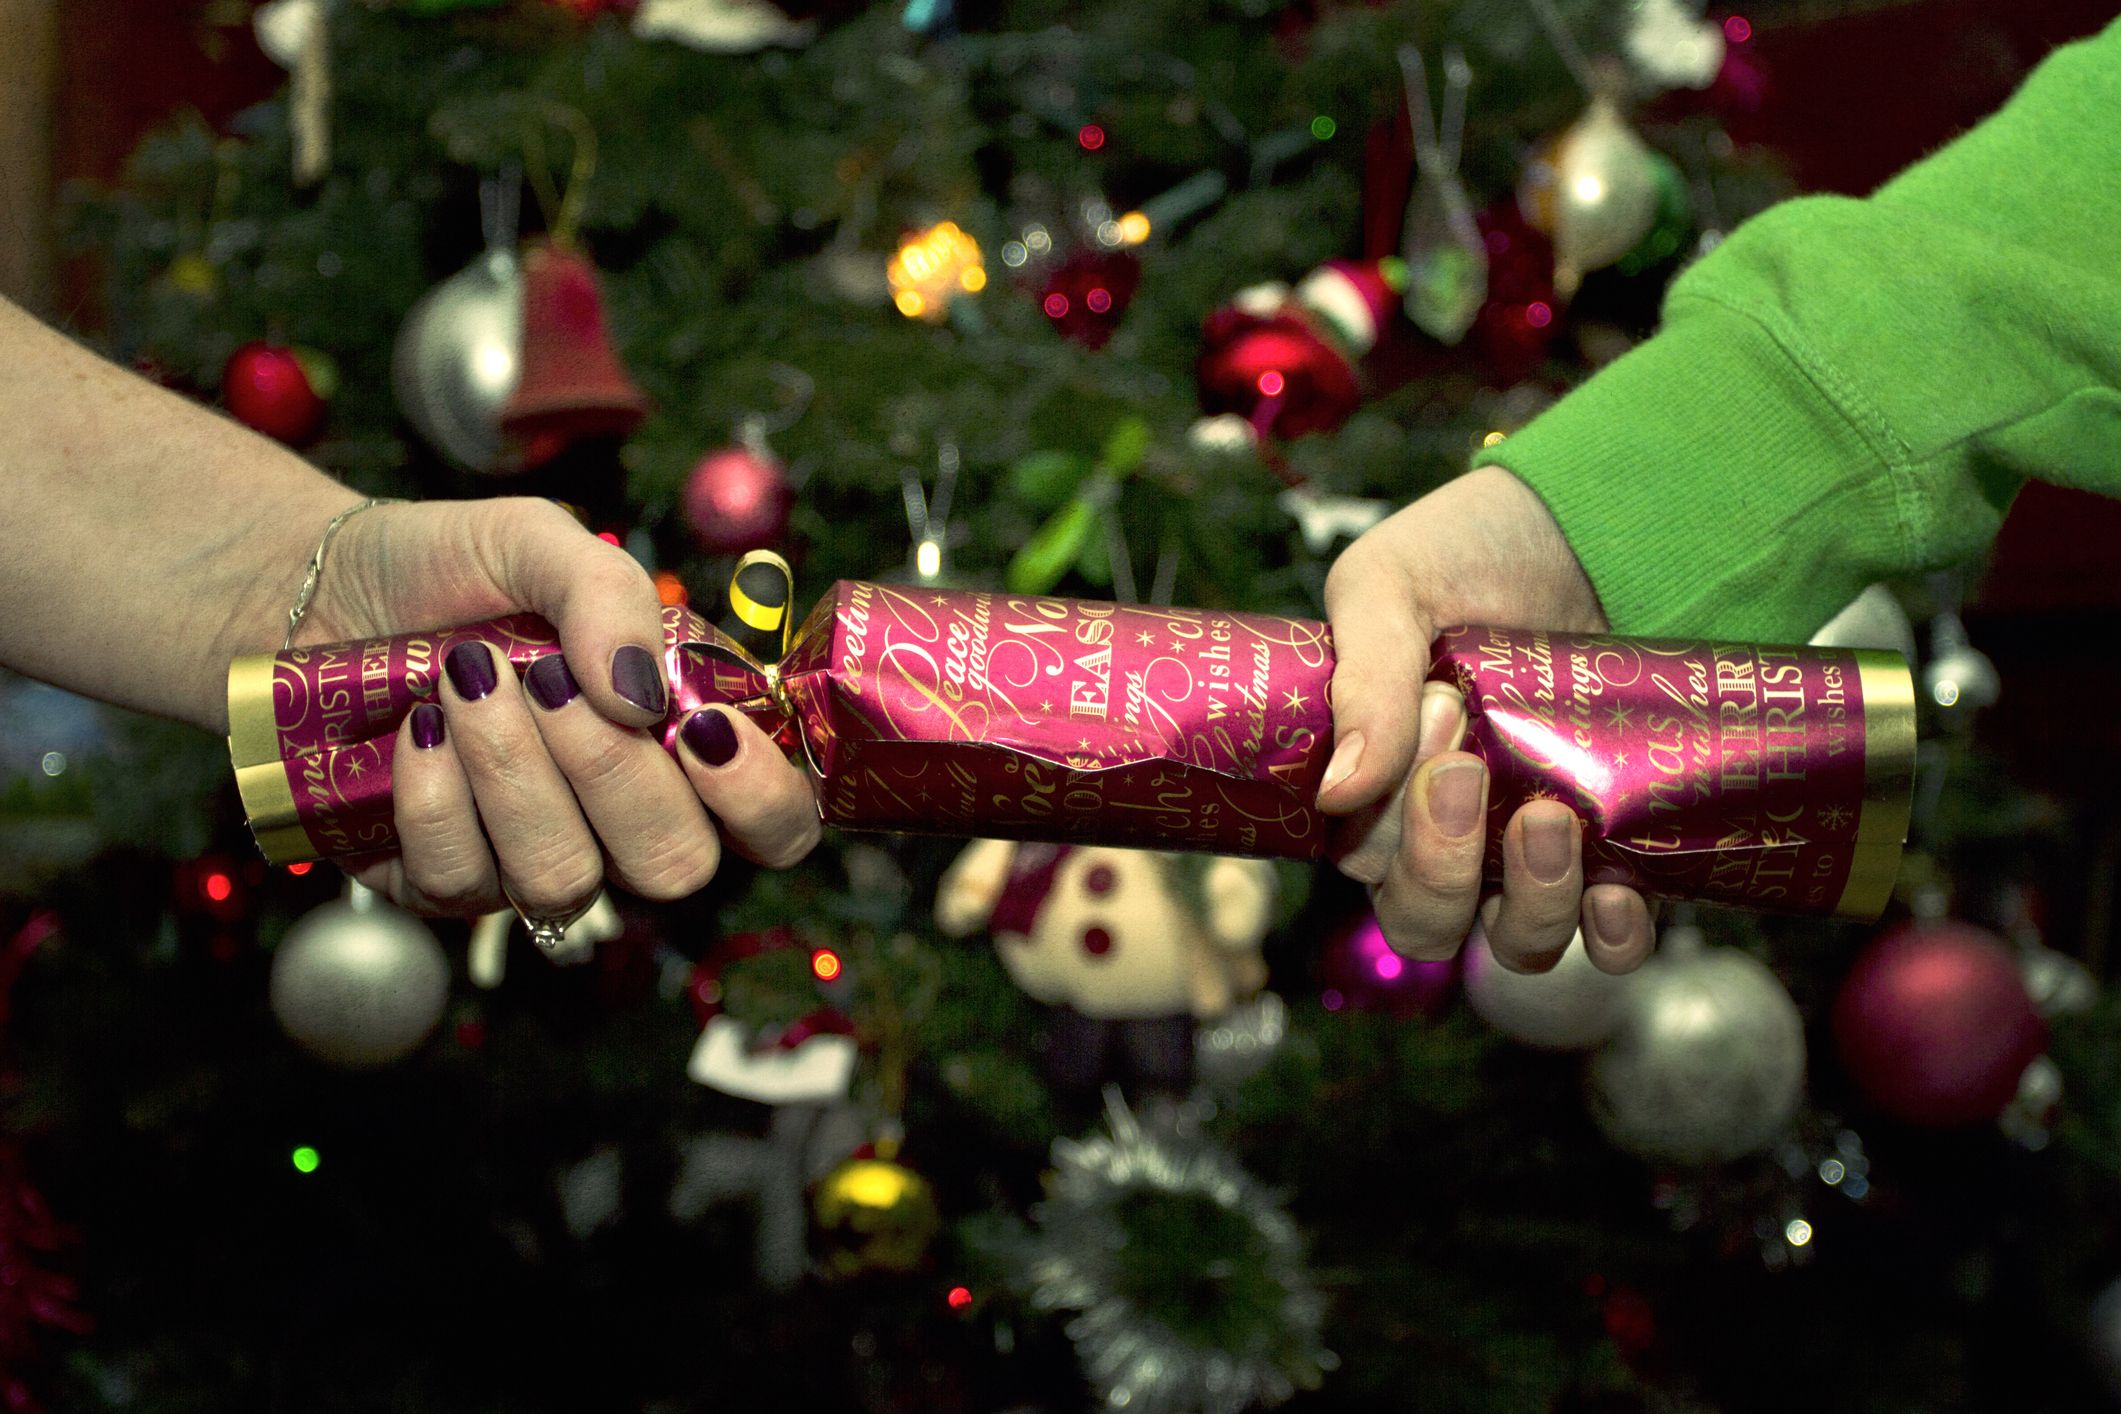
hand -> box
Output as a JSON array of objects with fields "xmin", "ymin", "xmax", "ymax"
[
  {"xmin": 302, "ymin": 497, "xmax": 820, "ymax": 918},
  {"xmin": 1317, "ymin": 465, "xmax": 1655, "ymax": 975}
]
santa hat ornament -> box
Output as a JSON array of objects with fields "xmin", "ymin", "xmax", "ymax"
[
  {"xmin": 1193, "ymin": 257, "xmax": 1407, "ymax": 450},
  {"xmin": 498, "ymin": 241, "xmax": 649, "ymax": 464}
]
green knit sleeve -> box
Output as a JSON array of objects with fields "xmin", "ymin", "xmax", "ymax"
[{"xmin": 1479, "ymin": 17, "xmax": 2121, "ymax": 641}]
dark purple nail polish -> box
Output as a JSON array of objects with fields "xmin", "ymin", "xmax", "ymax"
[
  {"xmin": 445, "ymin": 642, "xmax": 498, "ymax": 702},
  {"xmin": 526, "ymin": 654, "xmax": 581, "ymax": 711},
  {"xmin": 610, "ymin": 644, "xmax": 667, "ymax": 716},
  {"xmin": 410, "ymin": 703, "xmax": 445, "ymax": 750},
  {"xmin": 681, "ymin": 707, "xmax": 739, "ymax": 767}
]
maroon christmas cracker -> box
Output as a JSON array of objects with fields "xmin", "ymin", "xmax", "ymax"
[
  {"xmin": 226, "ymin": 592, "xmax": 1914, "ymax": 919},
  {"xmin": 1428, "ymin": 627, "xmax": 1915, "ymax": 919}
]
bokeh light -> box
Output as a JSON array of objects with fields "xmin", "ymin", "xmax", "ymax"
[
  {"xmin": 1077, "ymin": 123, "xmax": 1106, "ymax": 150},
  {"xmin": 291, "ymin": 1146, "xmax": 321, "ymax": 1174},
  {"xmin": 811, "ymin": 948, "xmax": 844, "ymax": 982}
]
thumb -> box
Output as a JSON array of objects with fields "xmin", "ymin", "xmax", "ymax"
[
  {"xmin": 1319, "ymin": 545, "xmax": 1435, "ymax": 817},
  {"xmin": 479, "ymin": 498, "xmax": 671, "ymax": 730}
]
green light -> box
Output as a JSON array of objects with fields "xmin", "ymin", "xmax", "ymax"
[
  {"xmin": 291, "ymin": 1145, "xmax": 320, "ymax": 1174},
  {"xmin": 1310, "ymin": 115, "xmax": 1337, "ymax": 141}
]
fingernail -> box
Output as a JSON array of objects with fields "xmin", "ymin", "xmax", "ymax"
[
  {"xmin": 1426, "ymin": 760, "xmax": 1484, "ymax": 837},
  {"xmin": 525, "ymin": 654, "xmax": 580, "ymax": 711},
  {"xmin": 1524, "ymin": 811, "xmax": 1575, "ymax": 884},
  {"xmin": 1319, "ymin": 731, "xmax": 1364, "ymax": 795},
  {"xmin": 445, "ymin": 642, "xmax": 498, "ymax": 701},
  {"xmin": 1418, "ymin": 685, "xmax": 1463, "ymax": 754},
  {"xmin": 410, "ymin": 703, "xmax": 445, "ymax": 750},
  {"xmin": 1591, "ymin": 891, "xmax": 1634, "ymax": 946},
  {"xmin": 681, "ymin": 707, "xmax": 740, "ymax": 767},
  {"xmin": 611, "ymin": 644, "xmax": 667, "ymax": 716}
]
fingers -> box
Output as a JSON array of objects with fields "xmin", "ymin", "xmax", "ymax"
[
  {"xmin": 478, "ymin": 499, "xmax": 671, "ymax": 730},
  {"xmin": 1320, "ymin": 533, "xmax": 1435, "ymax": 817},
  {"xmin": 522, "ymin": 653, "xmax": 725, "ymax": 902},
  {"xmin": 1484, "ymin": 800, "xmax": 1584, "ymax": 974},
  {"xmin": 1581, "ymin": 884, "xmax": 1655, "ymax": 974},
  {"xmin": 387, "ymin": 702, "xmax": 503, "ymax": 913},
  {"xmin": 1370, "ymin": 752, "xmax": 1489, "ymax": 960},
  {"xmin": 438, "ymin": 640, "xmax": 605, "ymax": 918},
  {"xmin": 1331, "ymin": 683, "xmax": 1467, "ymax": 887},
  {"xmin": 675, "ymin": 706, "xmax": 823, "ymax": 870}
]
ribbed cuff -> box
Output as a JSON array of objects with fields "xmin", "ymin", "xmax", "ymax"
[{"xmin": 1480, "ymin": 296, "xmax": 1904, "ymax": 642}]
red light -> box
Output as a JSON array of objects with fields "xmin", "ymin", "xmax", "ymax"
[
  {"xmin": 811, "ymin": 948, "xmax": 843, "ymax": 982},
  {"xmin": 1043, "ymin": 293, "xmax": 1071, "ymax": 318},
  {"xmin": 597, "ymin": 531, "xmax": 622, "ymax": 546},
  {"xmin": 1077, "ymin": 124, "xmax": 1105, "ymax": 151},
  {"xmin": 947, "ymin": 1285, "xmax": 973, "ymax": 1310},
  {"xmin": 286, "ymin": 862, "xmax": 313, "ymax": 876},
  {"xmin": 1256, "ymin": 370, "xmax": 1286, "ymax": 397},
  {"xmin": 1085, "ymin": 287, "xmax": 1112, "ymax": 314},
  {"xmin": 1525, "ymin": 301, "xmax": 1553, "ymax": 329},
  {"xmin": 203, "ymin": 872, "xmax": 234, "ymax": 903},
  {"xmin": 1723, "ymin": 14, "xmax": 1751, "ymax": 42}
]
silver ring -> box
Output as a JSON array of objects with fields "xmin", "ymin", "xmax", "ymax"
[{"xmin": 504, "ymin": 888, "xmax": 595, "ymax": 952}]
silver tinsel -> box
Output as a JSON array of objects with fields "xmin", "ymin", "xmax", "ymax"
[{"xmin": 1025, "ymin": 1093, "xmax": 1334, "ymax": 1414}]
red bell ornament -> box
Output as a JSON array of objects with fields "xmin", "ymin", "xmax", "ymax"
[{"xmin": 498, "ymin": 241, "xmax": 648, "ymax": 461}]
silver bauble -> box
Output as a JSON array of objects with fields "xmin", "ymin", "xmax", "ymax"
[
  {"xmin": 1589, "ymin": 946, "xmax": 1805, "ymax": 1166},
  {"xmin": 1810, "ymin": 583, "xmax": 1918, "ymax": 661},
  {"xmin": 392, "ymin": 248, "xmax": 523, "ymax": 474},
  {"xmin": 270, "ymin": 894, "xmax": 450, "ymax": 1067},
  {"xmin": 1463, "ymin": 927, "xmax": 1636, "ymax": 1051}
]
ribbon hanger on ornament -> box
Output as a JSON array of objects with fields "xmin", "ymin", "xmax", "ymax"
[
  {"xmin": 520, "ymin": 102, "xmax": 598, "ymax": 248},
  {"xmin": 1396, "ymin": 43, "xmax": 1486, "ymax": 342}
]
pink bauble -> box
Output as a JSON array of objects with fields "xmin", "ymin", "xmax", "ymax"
[
  {"xmin": 1833, "ymin": 921, "xmax": 2046, "ymax": 1127},
  {"xmin": 683, "ymin": 445, "xmax": 792, "ymax": 554}
]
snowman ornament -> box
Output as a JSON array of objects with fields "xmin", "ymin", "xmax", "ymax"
[{"xmin": 936, "ymin": 841, "xmax": 1276, "ymax": 1096}]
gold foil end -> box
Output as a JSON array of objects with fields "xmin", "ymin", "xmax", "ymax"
[
  {"xmin": 227, "ymin": 653, "xmax": 317, "ymax": 865},
  {"xmin": 1832, "ymin": 650, "xmax": 1918, "ymax": 920}
]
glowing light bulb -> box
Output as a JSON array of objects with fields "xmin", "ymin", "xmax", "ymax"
[
  {"xmin": 915, "ymin": 539, "xmax": 943, "ymax": 580},
  {"xmin": 1116, "ymin": 211, "xmax": 1152, "ymax": 245},
  {"xmin": 204, "ymin": 873, "xmax": 234, "ymax": 904},
  {"xmin": 1784, "ymin": 1218, "xmax": 1813, "ymax": 1247},
  {"xmin": 1257, "ymin": 370, "xmax": 1286, "ymax": 397},
  {"xmin": 291, "ymin": 1145, "xmax": 321, "ymax": 1174},
  {"xmin": 39, "ymin": 751, "xmax": 65, "ymax": 776},
  {"xmin": 1044, "ymin": 293, "xmax": 1071, "ymax": 318},
  {"xmin": 1482, "ymin": 430, "xmax": 1507, "ymax": 447},
  {"xmin": 1724, "ymin": 14, "xmax": 1752, "ymax": 42},
  {"xmin": 287, "ymin": 862, "xmax": 313, "ymax": 877},
  {"xmin": 947, "ymin": 1285, "xmax": 973, "ymax": 1310},
  {"xmin": 1077, "ymin": 124, "xmax": 1106, "ymax": 151},
  {"xmin": 1310, "ymin": 115, "xmax": 1337, "ymax": 141},
  {"xmin": 811, "ymin": 948, "xmax": 843, "ymax": 982},
  {"xmin": 1572, "ymin": 174, "xmax": 1607, "ymax": 205}
]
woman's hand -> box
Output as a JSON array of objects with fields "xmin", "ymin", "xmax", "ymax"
[
  {"xmin": 304, "ymin": 497, "xmax": 820, "ymax": 918},
  {"xmin": 1318, "ymin": 465, "xmax": 1654, "ymax": 975}
]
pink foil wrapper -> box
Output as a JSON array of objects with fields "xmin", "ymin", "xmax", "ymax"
[{"xmin": 228, "ymin": 595, "xmax": 1913, "ymax": 918}]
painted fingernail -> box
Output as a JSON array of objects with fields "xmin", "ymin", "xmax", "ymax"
[
  {"xmin": 1418, "ymin": 685, "xmax": 1464, "ymax": 754},
  {"xmin": 1319, "ymin": 731, "xmax": 1364, "ymax": 796},
  {"xmin": 445, "ymin": 642, "xmax": 498, "ymax": 701},
  {"xmin": 1426, "ymin": 760, "xmax": 1483, "ymax": 837},
  {"xmin": 1524, "ymin": 811, "xmax": 1575, "ymax": 884},
  {"xmin": 681, "ymin": 707, "xmax": 739, "ymax": 767},
  {"xmin": 1592, "ymin": 891, "xmax": 1635, "ymax": 947},
  {"xmin": 410, "ymin": 703, "xmax": 445, "ymax": 750},
  {"xmin": 611, "ymin": 644, "xmax": 667, "ymax": 716},
  {"xmin": 526, "ymin": 654, "xmax": 581, "ymax": 711}
]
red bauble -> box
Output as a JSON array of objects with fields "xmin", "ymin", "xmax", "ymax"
[
  {"xmin": 1039, "ymin": 249, "xmax": 1142, "ymax": 350},
  {"xmin": 1470, "ymin": 203, "xmax": 1560, "ymax": 385},
  {"xmin": 1833, "ymin": 921, "xmax": 2047, "ymax": 1127},
  {"xmin": 223, "ymin": 342, "xmax": 329, "ymax": 445},
  {"xmin": 1318, "ymin": 912, "xmax": 1456, "ymax": 1018},
  {"xmin": 683, "ymin": 445, "xmax": 792, "ymax": 554},
  {"xmin": 1197, "ymin": 311, "xmax": 1361, "ymax": 440}
]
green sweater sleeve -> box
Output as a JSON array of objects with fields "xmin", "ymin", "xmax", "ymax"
[{"xmin": 1480, "ymin": 17, "xmax": 2121, "ymax": 640}]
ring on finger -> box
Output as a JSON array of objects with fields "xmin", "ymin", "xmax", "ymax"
[{"xmin": 504, "ymin": 886, "xmax": 597, "ymax": 952}]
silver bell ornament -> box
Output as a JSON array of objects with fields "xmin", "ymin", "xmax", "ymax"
[
  {"xmin": 1463, "ymin": 925, "xmax": 1636, "ymax": 1051},
  {"xmin": 1588, "ymin": 928, "xmax": 1806, "ymax": 1166},
  {"xmin": 270, "ymin": 882, "xmax": 450, "ymax": 1068},
  {"xmin": 392, "ymin": 173, "xmax": 525, "ymax": 474}
]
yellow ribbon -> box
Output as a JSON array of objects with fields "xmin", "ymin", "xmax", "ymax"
[{"xmin": 727, "ymin": 549, "xmax": 795, "ymax": 655}]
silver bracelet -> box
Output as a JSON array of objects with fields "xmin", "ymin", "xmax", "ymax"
[{"xmin": 283, "ymin": 497, "xmax": 407, "ymax": 651}]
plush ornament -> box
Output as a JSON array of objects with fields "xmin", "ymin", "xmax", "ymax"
[
  {"xmin": 1195, "ymin": 258, "xmax": 1406, "ymax": 444},
  {"xmin": 812, "ymin": 1150, "xmax": 941, "ymax": 1278},
  {"xmin": 1470, "ymin": 201, "xmax": 1560, "ymax": 384},
  {"xmin": 224, "ymin": 342, "xmax": 333, "ymax": 446},
  {"xmin": 1833, "ymin": 921, "xmax": 2046, "ymax": 1127},
  {"xmin": 1625, "ymin": 0, "xmax": 1726, "ymax": 90},
  {"xmin": 269, "ymin": 883, "xmax": 449, "ymax": 1067},
  {"xmin": 498, "ymin": 241, "xmax": 648, "ymax": 462},
  {"xmin": 1040, "ymin": 248, "xmax": 1142, "ymax": 349},
  {"xmin": 1277, "ymin": 486, "xmax": 1391, "ymax": 555},
  {"xmin": 632, "ymin": 0, "xmax": 815, "ymax": 50},
  {"xmin": 393, "ymin": 246, "xmax": 524, "ymax": 474},
  {"xmin": 683, "ymin": 438, "xmax": 793, "ymax": 554},
  {"xmin": 1518, "ymin": 98, "xmax": 1662, "ymax": 295},
  {"xmin": 937, "ymin": 840, "xmax": 1275, "ymax": 1096},
  {"xmin": 1319, "ymin": 912, "xmax": 1456, "ymax": 1018},
  {"xmin": 683, "ymin": 927, "xmax": 858, "ymax": 1106},
  {"xmin": 1588, "ymin": 940, "xmax": 1806, "ymax": 1166},
  {"xmin": 1463, "ymin": 925, "xmax": 1634, "ymax": 1051}
]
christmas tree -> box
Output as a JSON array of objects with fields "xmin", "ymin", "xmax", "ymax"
[{"xmin": 4, "ymin": 1, "xmax": 2119, "ymax": 1410}]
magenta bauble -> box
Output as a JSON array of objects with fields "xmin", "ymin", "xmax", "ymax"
[
  {"xmin": 1833, "ymin": 921, "xmax": 2046, "ymax": 1127},
  {"xmin": 683, "ymin": 445, "xmax": 792, "ymax": 553}
]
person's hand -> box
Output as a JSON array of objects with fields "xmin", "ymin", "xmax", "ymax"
[
  {"xmin": 301, "ymin": 497, "xmax": 820, "ymax": 918},
  {"xmin": 1317, "ymin": 465, "xmax": 1655, "ymax": 975}
]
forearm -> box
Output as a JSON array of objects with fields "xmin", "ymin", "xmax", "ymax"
[{"xmin": 0, "ymin": 296, "xmax": 361, "ymax": 732}]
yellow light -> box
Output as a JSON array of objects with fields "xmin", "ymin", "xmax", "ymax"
[
  {"xmin": 959, "ymin": 266, "xmax": 987, "ymax": 293},
  {"xmin": 894, "ymin": 290, "xmax": 927, "ymax": 318},
  {"xmin": 1481, "ymin": 430, "xmax": 1507, "ymax": 447},
  {"xmin": 1784, "ymin": 1218, "xmax": 1814, "ymax": 1247},
  {"xmin": 1116, "ymin": 211, "xmax": 1152, "ymax": 245},
  {"xmin": 836, "ymin": 1159, "xmax": 915, "ymax": 1209},
  {"xmin": 889, "ymin": 221, "xmax": 986, "ymax": 321},
  {"xmin": 811, "ymin": 948, "xmax": 843, "ymax": 982},
  {"xmin": 916, "ymin": 539, "xmax": 943, "ymax": 580}
]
